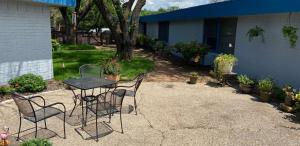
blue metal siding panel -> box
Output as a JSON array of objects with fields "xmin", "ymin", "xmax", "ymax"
[
  {"xmin": 141, "ymin": 0, "xmax": 300, "ymax": 22},
  {"xmin": 32, "ymin": 0, "xmax": 76, "ymax": 7}
]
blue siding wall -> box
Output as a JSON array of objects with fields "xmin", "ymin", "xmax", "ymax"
[
  {"xmin": 141, "ymin": 0, "xmax": 300, "ymax": 22},
  {"xmin": 32, "ymin": 0, "xmax": 76, "ymax": 7}
]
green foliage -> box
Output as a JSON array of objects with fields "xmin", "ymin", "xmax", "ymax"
[
  {"xmin": 51, "ymin": 39, "xmax": 61, "ymax": 51},
  {"xmin": 247, "ymin": 25, "xmax": 265, "ymax": 42},
  {"xmin": 282, "ymin": 25, "xmax": 298, "ymax": 48},
  {"xmin": 213, "ymin": 54, "xmax": 237, "ymax": 80},
  {"xmin": 258, "ymin": 78, "xmax": 274, "ymax": 92},
  {"xmin": 61, "ymin": 44, "xmax": 96, "ymax": 50},
  {"xmin": 8, "ymin": 74, "xmax": 47, "ymax": 93},
  {"xmin": 103, "ymin": 59, "xmax": 120, "ymax": 76},
  {"xmin": 154, "ymin": 41, "xmax": 168, "ymax": 52},
  {"xmin": 214, "ymin": 54, "xmax": 238, "ymax": 66},
  {"xmin": 136, "ymin": 34, "xmax": 156, "ymax": 50},
  {"xmin": 294, "ymin": 92, "xmax": 300, "ymax": 102},
  {"xmin": 272, "ymin": 86, "xmax": 286, "ymax": 101},
  {"xmin": 174, "ymin": 41, "xmax": 210, "ymax": 60},
  {"xmin": 190, "ymin": 72, "xmax": 198, "ymax": 77},
  {"xmin": 237, "ymin": 75, "xmax": 254, "ymax": 86},
  {"xmin": 21, "ymin": 138, "xmax": 52, "ymax": 146},
  {"xmin": 0, "ymin": 86, "xmax": 15, "ymax": 95},
  {"xmin": 141, "ymin": 6, "xmax": 180, "ymax": 16}
]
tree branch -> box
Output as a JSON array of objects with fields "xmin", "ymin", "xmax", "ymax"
[
  {"xmin": 93, "ymin": 0, "xmax": 121, "ymax": 42},
  {"xmin": 77, "ymin": 1, "xmax": 94, "ymax": 23},
  {"xmin": 130, "ymin": 0, "xmax": 146, "ymax": 42}
]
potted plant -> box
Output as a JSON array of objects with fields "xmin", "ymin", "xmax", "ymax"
[
  {"xmin": 247, "ymin": 25, "xmax": 265, "ymax": 42},
  {"xmin": 189, "ymin": 72, "xmax": 198, "ymax": 84},
  {"xmin": 283, "ymin": 85, "xmax": 296, "ymax": 106},
  {"xmin": 214, "ymin": 54, "xmax": 238, "ymax": 81},
  {"xmin": 103, "ymin": 59, "xmax": 121, "ymax": 81},
  {"xmin": 258, "ymin": 78, "xmax": 273, "ymax": 102},
  {"xmin": 237, "ymin": 75, "xmax": 254, "ymax": 94}
]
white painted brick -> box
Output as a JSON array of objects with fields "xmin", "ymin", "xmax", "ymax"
[{"xmin": 0, "ymin": 0, "xmax": 53, "ymax": 85}]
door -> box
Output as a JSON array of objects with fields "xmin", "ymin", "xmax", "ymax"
[
  {"xmin": 158, "ymin": 21, "xmax": 169, "ymax": 43},
  {"xmin": 203, "ymin": 19, "xmax": 218, "ymax": 51},
  {"xmin": 219, "ymin": 18, "xmax": 237, "ymax": 54}
]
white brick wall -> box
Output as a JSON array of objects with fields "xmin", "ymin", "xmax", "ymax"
[{"xmin": 0, "ymin": 0, "xmax": 53, "ymax": 85}]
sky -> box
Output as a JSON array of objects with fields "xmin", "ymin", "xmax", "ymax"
[{"xmin": 144, "ymin": 0, "xmax": 209, "ymax": 10}]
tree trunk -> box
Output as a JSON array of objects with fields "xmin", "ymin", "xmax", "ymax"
[{"xmin": 116, "ymin": 40, "xmax": 133, "ymax": 60}]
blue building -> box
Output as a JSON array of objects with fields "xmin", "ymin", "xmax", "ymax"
[
  {"xmin": 140, "ymin": 0, "xmax": 300, "ymax": 88},
  {"xmin": 0, "ymin": 0, "xmax": 75, "ymax": 85}
]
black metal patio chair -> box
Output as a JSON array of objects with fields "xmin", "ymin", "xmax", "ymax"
[
  {"xmin": 12, "ymin": 93, "xmax": 66, "ymax": 140},
  {"xmin": 87, "ymin": 88, "xmax": 126, "ymax": 141},
  {"xmin": 115, "ymin": 73, "xmax": 145, "ymax": 115},
  {"xmin": 79, "ymin": 64, "xmax": 104, "ymax": 95}
]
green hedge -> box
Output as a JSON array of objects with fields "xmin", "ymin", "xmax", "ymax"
[{"xmin": 9, "ymin": 73, "xmax": 47, "ymax": 93}]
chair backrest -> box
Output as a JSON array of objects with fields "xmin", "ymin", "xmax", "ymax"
[
  {"xmin": 134, "ymin": 74, "xmax": 145, "ymax": 92},
  {"xmin": 79, "ymin": 64, "xmax": 103, "ymax": 78},
  {"xmin": 11, "ymin": 93, "xmax": 35, "ymax": 116},
  {"xmin": 112, "ymin": 89, "xmax": 126, "ymax": 107}
]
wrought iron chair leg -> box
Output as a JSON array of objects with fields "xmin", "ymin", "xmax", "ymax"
[
  {"xmin": 17, "ymin": 116, "xmax": 22, "ymax": 141},
  {"xmin": 96, "ymin": 112, "xmax": 99, "ymax": 142},
  {"xmin": 44, "ymin": 119, "xmax": 47, "ymax": 129},
  {"xmin": 120, "ymin": 109, "xmax": 124, "ymax": 134},
  {"xmin": 134, "ymin": 96, "xmax": 138, "ymax": 115},
  {"xmin": 63, "ymin": 111, "xmax": 66, "ymax": 139},
  {"xmin": 35, "ymin": 122, "xmax": 38, "ymax": 138}
]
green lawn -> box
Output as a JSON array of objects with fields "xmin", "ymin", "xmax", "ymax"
[{"xmin": 53, "ymin": 50, "xmax": 154, "ymax": 81}]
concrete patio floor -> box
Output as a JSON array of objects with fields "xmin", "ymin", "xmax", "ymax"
[{"xmin": 1, "ymin": 82, "xmax": 300, "ymax": 146}]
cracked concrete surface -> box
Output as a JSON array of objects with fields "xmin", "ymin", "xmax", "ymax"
[{"xmin": 1, "ymin": 82, "xmax": 300, "ymax": 146}]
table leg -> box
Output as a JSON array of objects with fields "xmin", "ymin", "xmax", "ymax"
[{"xmin": 81, "ymin": 89, "xmax": 84, "ymax": 129}]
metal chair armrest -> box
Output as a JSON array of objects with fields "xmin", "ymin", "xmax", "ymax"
[{"xmin": 28, "ymin": 96, "xmax": 46, "ymax": 106}]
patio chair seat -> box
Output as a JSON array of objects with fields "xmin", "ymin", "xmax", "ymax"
[
  {"xmin": 24, "ymin": 107, "xmax": 62, "ymax": 122},
  {"xmin": 88, "ymin": 102, "xmax": 116, "ymax": 116},
  {"xmin": 114, "ymin": 89, "xmax": 135, "ymax": 97}
]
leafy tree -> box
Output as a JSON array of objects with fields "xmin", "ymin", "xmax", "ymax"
[
  {"xmin": 94, "ymin": 0, "xmax": 146, "ymax": 60},
  {"xmin": 141, "ymin": 6, "xmax": 180, "ymax": 16},
  {"xmin": 59, "ymin": 0, "xmax": 94, "ymax": 43}
]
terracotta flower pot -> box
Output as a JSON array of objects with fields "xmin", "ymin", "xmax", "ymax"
[
  {"xmin": 260, "ymin": 91, "xmax": 272, "ymax": 102},
  {"xmin": 239, "ymin": 84, "xmax": 252, "ymax": 94},
  {"xmin": 189, "ymin": 76, "xmax": 198, "ymax": 84},
  {"xmin": 106, "ymin": 75, "xmax": 120, "ymax": 81}
]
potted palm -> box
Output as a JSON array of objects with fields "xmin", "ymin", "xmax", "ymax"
[
  {"xmin": 258, "ymin": 78, "xmax": 273, "ymax": 102},
  {"xmin": 237, "ymin": 75, "xmax": 254, "ymax": 94},
  {"xmin": 103, "ymin": 59, "xmax": 120, "ymax": 81},
  {"xmin": 189, "ymin": 72, "xmax": 198, "ymax": 84}
]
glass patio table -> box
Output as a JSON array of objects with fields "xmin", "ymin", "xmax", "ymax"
[{"xmin": 63, "ymin": 77, "xmax": 116, "ymax": 128}]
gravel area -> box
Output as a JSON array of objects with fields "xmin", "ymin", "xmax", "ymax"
[{"xmin": 1, "ymin": 82, "xmax": 300, "ymax": 146}]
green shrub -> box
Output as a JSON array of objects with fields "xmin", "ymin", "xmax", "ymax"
[
  {"xmin": 61, "ymin": 44, "xmax": 96, "ymax": 50},
  {"xmin": 272, "ymin": 86, "xmax": 286, "ymax": 101},
  {"xmin": 237, "ymin": 75, "xmax": 254, "ymax": 86},
  {"xmin": 9, "ymin": 74, "xmax": 47, "ymax": 93},
  {"xmin": 51, "ymin": 39, "xmax": 61, "ymax": 51},
  {"xmin": 258, "ymin": 78, "xmax": 273, "ymax": 92},
  {"xmin": 21, "ymin": 138, "xmax": 52, "ymax": 146},
  {"xmin": 154, "ymin": 41, "xmax": 168, "ymax": 52},
  {"xmin": 174, "ymin": 41, "xmax": 210, "ymax": 60},
  {"xmin": 0, "ymin": 86, "xmax": 15, "ymax": 95}
]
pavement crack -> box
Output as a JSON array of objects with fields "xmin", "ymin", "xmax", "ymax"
[{"xmin": 137, "ymin": 94, "xmax": 166, "ymax": 146}]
